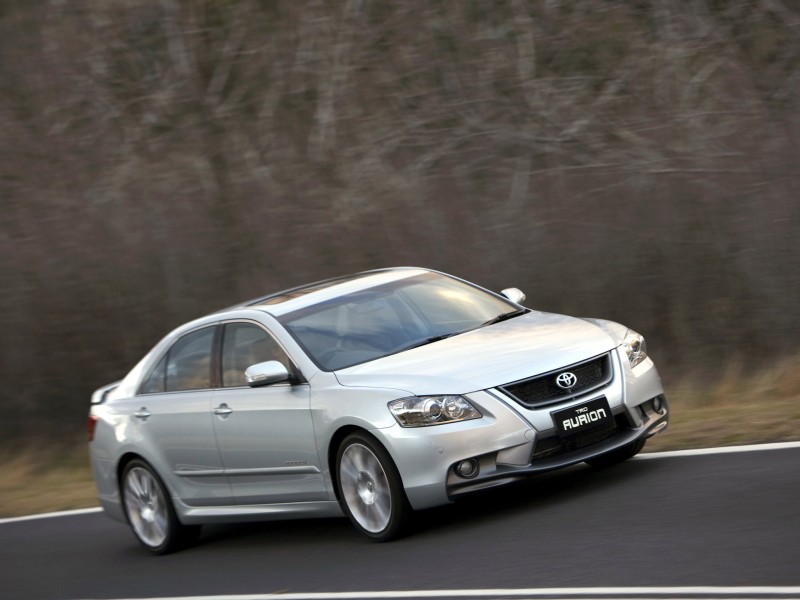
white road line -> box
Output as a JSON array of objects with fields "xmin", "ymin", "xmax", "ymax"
[
  {"xmin": 3, "ymin": 441, "xmax": 799, "ymax": 525},
  {"xmin": 636, "ymin": 440, "xmax": 800, "ymax": 459},
  {"xmin": 73, "ymin": 586, "xmax": 800, "ymax": 600},
  {"xmin": 0, "ymin": 506, "xmax": 102, "ymax": 525}
]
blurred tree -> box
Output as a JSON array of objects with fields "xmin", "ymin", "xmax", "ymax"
[{"xmin": 0, "ymin": 0, "xmax": 797, "ymax": 442}]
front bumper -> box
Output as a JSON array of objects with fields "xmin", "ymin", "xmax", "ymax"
[
  {"xmin": 377, "ymin": 349, "xmax": 668, "ymax": 510},
  {"xmin": 446, "ymin": 394, "xmax": 668, "ymax": 498}
]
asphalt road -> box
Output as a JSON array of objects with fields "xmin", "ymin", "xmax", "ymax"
[{"xmin": 3, "ymin": 446, "xmax": 799, "ymax": 600}]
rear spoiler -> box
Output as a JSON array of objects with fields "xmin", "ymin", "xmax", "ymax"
[{"xmin": 91, "ymin": 381, "xmax": 122, "ymax": 405}]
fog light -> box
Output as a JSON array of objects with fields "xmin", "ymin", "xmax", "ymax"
[
  {"xmin": 652, "ymin": 396, "xmax": 664, "ymax": 413},
  {"xmin": 455, "ymin": 459, "xmax": 479, "ymax": 479}
]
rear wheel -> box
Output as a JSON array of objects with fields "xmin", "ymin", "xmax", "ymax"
[
  {"xmin": 121, "ymin": 459, "xmax": 199, "ymax": 554},
  {"xmin": 336, "ymin": 432, "xmax": 411, "ymax": 541},
  {"xmin": 585, "ymin": 438, "xmax": 646, "ymax": 468}
]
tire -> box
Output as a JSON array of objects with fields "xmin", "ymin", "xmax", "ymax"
[
  {"xmin": 121, "ymin": 459, "xmax": 200, "ymax": 554},
  {"xmin": 585, "ymin": 438, "xmax": 646, "ymax": 469},
  {"xmin": 336, "ymin": 432, "xmax": 411, "ymax": 542}
]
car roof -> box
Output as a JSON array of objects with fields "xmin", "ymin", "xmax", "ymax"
[{"xmin": 222, "ymin": 267, "xmax": 433, "ymax": 317}]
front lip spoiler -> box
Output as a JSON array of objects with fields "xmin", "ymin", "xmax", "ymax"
[{"xmin": 448, "ymin": 404, "xmax": 669, "ymax": 498}]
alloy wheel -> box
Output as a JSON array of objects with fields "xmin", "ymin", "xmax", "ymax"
[
  {"xmin": 123, "ymin": 465, "xmax": 169, "ymax": 548},
  {"xmin": 339, "ymin": 442, "xmax": 393, "ymax": 533}
]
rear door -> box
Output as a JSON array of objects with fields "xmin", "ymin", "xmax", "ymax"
[{"xmin": 125, "ymin": 324, "xmax": 232, "ymax": 506}]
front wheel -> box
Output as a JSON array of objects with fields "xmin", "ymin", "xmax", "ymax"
[
  {"xmin": 336, "ymin": 432, "xmax": 411, "ymax": 542},
  {"xmin": 121, "ymin": 459, "xmax": 200, "ymax": 554}
]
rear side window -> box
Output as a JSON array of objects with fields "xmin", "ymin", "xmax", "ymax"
[
  {"xmin": 140, "ymin": 326, "xmax": 216, "ymax": 394},
  {"xmin": 166, "ymin": 327, "xmax": 215, "ymax": 391},
  {"xmin": 141, "ymin": 355, "xmax": 167, "ymax": 394}
]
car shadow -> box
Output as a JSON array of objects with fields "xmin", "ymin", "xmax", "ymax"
[
  {"xmin": 188, "ymin": 457, "xmax": 668, "ymax": 550},
  {"xmin": 414, "ymin": 457, "xmax": 668, "ymax": 535}
]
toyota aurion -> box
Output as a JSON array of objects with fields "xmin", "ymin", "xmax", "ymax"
[{"xmin": 88, "ymin": 267, "xmax": 668, "ymax": 553}]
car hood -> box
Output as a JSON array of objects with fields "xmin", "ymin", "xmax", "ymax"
[{"xmin": 334, "ymin": 312, "xmax": 618, "ymax": 396}]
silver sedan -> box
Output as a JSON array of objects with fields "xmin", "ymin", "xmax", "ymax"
[{"xmin": 88, "ymin": 267, "xmax": 668, "ymax": 553}]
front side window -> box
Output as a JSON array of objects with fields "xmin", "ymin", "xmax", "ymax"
[{"xmin": 221, "ymin": 322, "xmax": 289, "ymax": 387}]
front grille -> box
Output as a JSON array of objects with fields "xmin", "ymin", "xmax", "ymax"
[{"xmin": 500, "ymin": 353, "xmax": 612, "ymax": 409}]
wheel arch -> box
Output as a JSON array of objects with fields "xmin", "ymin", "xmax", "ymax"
[
  {"xmin": 117, "ymin": 452, "xmax": 145, "ymax": 486},
  {"xmin": 327, "ymin": 425, "xmax": 408, "ymax": 502},
  {"xmin": 116, "ymin": 452, "xmax": 175, "ymax": 499},
  {"xmin": 329, "ymin": 426, "xmax": 412, "ymax": 541},
  {"xmin": 115, "ymin": 452, "xmax": 199, "ymax": 553}
]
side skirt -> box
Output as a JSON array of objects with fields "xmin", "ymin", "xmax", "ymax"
[{"xmin": 173, "ymin": 499, "xmax": 343, "ymax": 525}]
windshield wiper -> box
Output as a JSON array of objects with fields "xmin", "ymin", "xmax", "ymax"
[
  {"xmin": 395, "ymin": 310, "xmax": 530, "ymax": 354},
  {"xmin": 480, "ymin": 308, "xmax": 529, "ymax": 328},
  {"xmin": 395, "ymin": 331, "xmax": 463, "ymax": 353}
]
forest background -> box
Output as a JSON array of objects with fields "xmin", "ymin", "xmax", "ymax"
[{"xmin": 1, "ymin": 0, "xmax": 798, "ymax": 451}]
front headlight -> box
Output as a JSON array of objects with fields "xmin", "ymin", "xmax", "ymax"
[
  {"xmin": 388, "ymin": 395, "xmax": 482, "ymax": 427},
  {"xmin": 622, "ymin": 330, "xmax": 648, "ymax": 368}
]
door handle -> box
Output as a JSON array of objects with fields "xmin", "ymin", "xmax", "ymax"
[
  {"xmin": 214, "ymin": 403, "xmax": 233, "ymax": 416},
  {"xmin": 134, "ymin": 408, "xmax": 151, "ymax": 420}
]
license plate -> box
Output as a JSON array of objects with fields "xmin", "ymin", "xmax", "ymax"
[{"xmin": 552, "ymin": 397, "xmax": 613, "ymax": 437}]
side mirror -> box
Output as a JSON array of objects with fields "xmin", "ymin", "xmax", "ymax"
[
  {"xmin": 500, "ymin": 287, "xmax": 526, "ymax": 305},
  {"xmin": 245, "ymin": 360, "xmax": 291, "ymax": 387}
]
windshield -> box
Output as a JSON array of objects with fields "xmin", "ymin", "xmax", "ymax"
[{"xmin": 277, "ymin": 272, "xmax": 521, "ymax": 371}]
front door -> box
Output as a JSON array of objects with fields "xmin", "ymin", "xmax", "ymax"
[{"xmin": 211, "ymin": 321, "xmax": 326, "ymax": 504}]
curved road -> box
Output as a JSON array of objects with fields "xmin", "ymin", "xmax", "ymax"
[{"xmin": 3, "ymin": 445, "xmax": 799, "ymax": 600}]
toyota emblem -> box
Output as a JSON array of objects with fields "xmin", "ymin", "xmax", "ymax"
[{"xmin": 556, "ymin": 372, "xmax": 577, "ymax": 389}]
